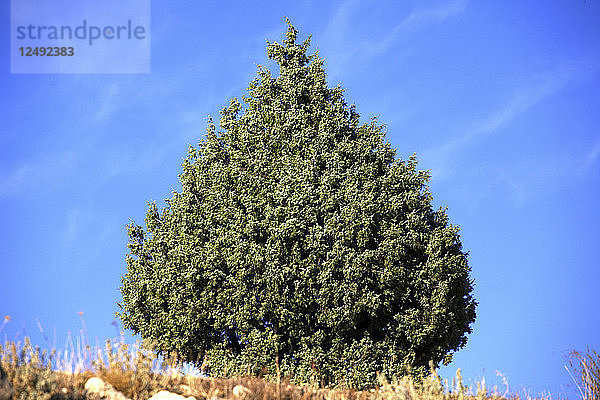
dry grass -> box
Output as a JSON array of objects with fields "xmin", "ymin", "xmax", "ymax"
[
  {"xmin": 0, "ymin": 337, "xmax": 184, "ymax": 400},
  {"xmin": 0, "ymin": 318, "xmax": 596, "ymax": 400},
  {"xmin": 565, "ymin": 347, "xmax": 600, "ymax": 400},
  {"xmin": 0, "ymin": 336, "xmax": 561, "ymax": 400}
]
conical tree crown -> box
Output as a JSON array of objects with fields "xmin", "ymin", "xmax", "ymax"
[{"xmin": 118, "ymin": 20, "xmax": 476, "ymax": 389}]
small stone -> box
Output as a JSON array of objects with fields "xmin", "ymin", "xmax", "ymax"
[
  {"xmin": 148, "ymin": 390, "xmax": 196, "ymax": 400},
  {"xmin": 84, "ymin": 377, "xmax": 130, "ymax": 400},
  {"xmin": 180, "ymin": 384, "xmax": 192, "ymax": 394},
  {"xmin": 232, "ymin": 385, "xmax": 251, "ymax": 397}
]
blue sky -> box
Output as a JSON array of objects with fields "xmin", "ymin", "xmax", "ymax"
[{"xmin": 1, "ymin": 0, "xmax": 599, "ymax": 397}]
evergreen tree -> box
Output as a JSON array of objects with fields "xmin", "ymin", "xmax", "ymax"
[{"xmin": 118, "ymin": 20, "xmax": 477, "ymax": 389}]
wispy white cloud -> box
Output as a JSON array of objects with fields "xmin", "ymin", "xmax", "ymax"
[
  {"xmin": 92, "ymin": 82, "xmax": 121, "ymax": 122},
  {"xmin": 582, "ymin": 140, "xmax": 600, "ymax": 171},
  {"xmin": 402, "ymin": 0, "xmax": 468, "ymax": 28},
  {"xmin": 424, "ymin": 57, "xmax": 599, "ymax": 180},
  {"xmin": 321, "ymin": 0, "xmax": 468, "ymax": 78},
  {"xmin": 420, "ymin": 55, "xmax": 600, "ymax": 208},
  {"xmin": 64, "ymin": 209, "xmax": 82, "ymax": 247},
  {"xmin": 373, "ymin": 0, "xmax": 468, "ymax": 54},
  {"xmin": 469, "ymin": 152, "xmax": 579, "ymax": 208},
  {"xmin": 0, "ymin": 164, "xmax": 31, "ymax": 198},
  {"xmin": 10, "ymin": 69, "xmax": 224, "ymax": 196},
  {"xmin": 61, "ymin": 207, "xmax": 119, "ymax": 263},
  {"xmin": 323, "ymin": 0, "xmax": 362, "ymax": 43},
  {"xmin": 0, "ymin": 150, "xmax": 81, "ymax": 199}
]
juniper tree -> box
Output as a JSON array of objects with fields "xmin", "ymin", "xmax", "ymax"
[{"xmin": 118, "ymin": 21, "xmax": 477, "ymax": 389}]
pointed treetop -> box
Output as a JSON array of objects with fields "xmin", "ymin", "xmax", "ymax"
[
  {"xmin": 283, "ymin": 17, "xmax": 299, "ymax": 47},
  {"xmin": 267, "ymin": 18, "xmax": 312, "ymax": 70}
]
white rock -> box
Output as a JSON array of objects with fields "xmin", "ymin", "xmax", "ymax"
[
  {"xmin": 148, "ymin": 390, "xmax": 196, "ymax": 400},
  {"xmin": 84, "ymin": 377, "xmax": 130, "ymax": 400},
  {"xmin": 179, "ymin": 384, "xmax": 192, "ymax": 395},
  {"xmin": 232, "ymin": 385, "xmax": 251, "ymax": 397}
]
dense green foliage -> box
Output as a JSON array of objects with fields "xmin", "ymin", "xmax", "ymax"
[{"xmin": 118, "ymin": 21, "xmax": 477, "ymax": 389}]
